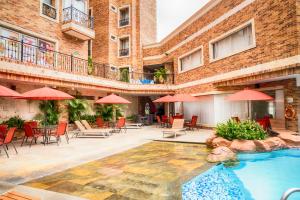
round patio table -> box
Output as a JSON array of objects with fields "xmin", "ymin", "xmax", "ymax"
[{"xmin": 33, "ymin": 125, "xmax": 57, "ymax": 145}]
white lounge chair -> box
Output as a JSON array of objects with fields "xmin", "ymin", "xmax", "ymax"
[
  {"xmin": 74, "ymin": 121, "xmax": 110, "ymax": 138},
  {"xmin": 162, "ymin": 119, "xmax": 186, "ymax": 138}
]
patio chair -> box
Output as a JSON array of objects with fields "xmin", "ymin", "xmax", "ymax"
[
  {"xmin": 74, "ymin": 121, "xmax": 110, "ymax": 138},
  {"xmin": 96, "ymin": 117, "xmax": 109, "ymax": 128},
  {"xmin": 114, "ymin": 117, "xmax": 127, "ymax": 133},
  {"xmin": 162, "ymin": 119, "xmax": 186, "ymax": 138},
  {"xmin": 0, "ymin": 127, "xmax": 17, "ymax": 158},
  {"xmin": 156, "ymin": 115, "xmax": 165, "ymax": 128},
  {"xmin": 168, "ymin": 116, "xmax": 174, "ymax": 128},
  {"xmin": 22, "ymin": 123, "xmax": 43, "ymax": 147},
  {"xmin": 49, "ymin": 121, "xmax": 69, "ymax": 145},
  {"xmin": 0, "ymin": 124, "xmax": 8, "ymax": 141},
  {"xmin": 81, "ymin": 120, "xmax": 112, "ymax": 136},
  {"xmin": 185, "ymin": 115, "xmax": 198, "ymax": 131}
]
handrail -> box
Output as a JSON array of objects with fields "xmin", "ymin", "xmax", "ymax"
[
  {"xmin": 62, "ymin": 6, "xmax": 94, "ymax": 29},
  {"xmin": 281, "ymin": 188, "xmax": 300, "ymax": 200}
]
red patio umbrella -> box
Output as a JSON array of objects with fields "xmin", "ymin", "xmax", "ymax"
[
  {"xmin": 20, "ymin": 87, "xmax": 74, "ymax": 100},
  {"xmin": 95, "ymin": 94, "xmax": 131, "ymax": 122},
  {"xmin": 0, "ymin": 85, "xmax": 22, "ymax": 98},
  {"xmin": 153, "ymin": 95, "xmax": 174, "ymax": 103},
  {"xmin": 171, "ymin": 94, "xmax": 199, "ymax": 102},
  {"xmin": 226, "ymin": 88, "xmax": 273, "ymax": 118}
]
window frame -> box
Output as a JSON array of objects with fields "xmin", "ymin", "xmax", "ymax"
[
  {"xmin": 118, "ymin": 35, "xmax": 130, "ymax": 58},
  {"xmin": 178, "ymin": 45, "xmax": 204, "ymax": 73},
  {"xmin": 118, "ymin": 5, "xmax": 131, "ymax": 28},
  {"xmin": 40, "ymin": 0, "xmax": 59, "ymax": 23},
  {"xmin": 209, "ymin": 19, "xmax": 256, "ymax": 63}
]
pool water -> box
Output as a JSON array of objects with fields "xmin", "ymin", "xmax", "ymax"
[{"xmin": 182, "ymin": 149, "xmax": 300, "ymax": 200}]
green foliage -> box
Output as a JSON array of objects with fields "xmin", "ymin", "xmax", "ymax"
[
  {"xmin": 95, "ymin": 104, "xmax": 124, "ymax": 121},
  {"xmin": 4, "ymin": 116, "xmax": 25, "ymax": 129},
  {"xmin": 126, "ymin": 114, "xmax": 137, "ymax": 122},
  {"xmin": 120, "ymin": 68, "xmax": 130, "ymax": 82},
  {"xmin": 68, "ymin": 99, "xmax": 88, "ymax": 123},
  {"xmin": 39, "ymin": 101, "xmax": 60, "ymax": 125},
  {"xmin": 154, "ymin": 68, "xmax": 167, "ymax": 83},
  {"xmin": 81, "ymin": 114, "xmax": 97, "ymax": 124},
  {"xmin": 216, "ymin": 119, "xmax": 267, "ymax": 141},
  {"xmin": 87, "ymin": 56, "xmax": 94, "ymax": 75}
]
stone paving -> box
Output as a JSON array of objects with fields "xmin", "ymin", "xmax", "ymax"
[{"xmin": 24, "ymin": 142, "xmax": 213, "ymax": 200}]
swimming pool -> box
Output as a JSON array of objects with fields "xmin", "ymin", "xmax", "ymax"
[{"xmin": 182, "ymin": 149, "xmax": 300, "ymax": 200}]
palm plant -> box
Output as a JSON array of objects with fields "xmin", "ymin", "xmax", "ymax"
[
  {"xmin": 38, "ymin": 101, "xmax": 60, "ymax": 125},
  {"xmin": 68, "ymin": 99, "xmax": 88, "ymax": 123},
  {"xmin": 95, "ymin": 104, "xmax": 124, "ymax": 121},
  {"xmin": 154, "ymin": 68, "xmax": 167, "ymax": 83}
]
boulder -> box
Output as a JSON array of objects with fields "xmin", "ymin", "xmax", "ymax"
[
  {"xmin": 230, "ymin": 140, "xmax": 256, "ymax": 152},
  {"xmin": 206, "ymin": 133, "xmax": 217, "ymax": 148},
  {"xmin": 265, "ymin": 137, "xmax": 286, "ymax": 150},
  {"xmin": 207, "ymin": 146, "xmax": 236, "ymax": 163},
  {"xmin": 254, "ymin": 140, "xmax": 271, "ymax": 152},
  {"xmin": 211, "ymin": 137, "xmax": 232, "ymax": 148},
  {"xmin": 278, "ymin": 133, "xmax": 300, "ymax": 147}
]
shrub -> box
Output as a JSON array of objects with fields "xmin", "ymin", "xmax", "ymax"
[
  {"xmin": 95, "ymin": 104, "xmax": 124, "ymax": 121},
  {"xmin": 216, "ymin": 119, "xmax": 267, "ymax": 141},
  {"xmin": 39, "ymin": 101, "xmax": 60, "ymax": 125},
  {"xmin": 81, "ymin": 114, "xmax": 97, "ymax": 124},
  {"xmin": 68, "ymin": 99, "xmax": 88, "ymax": 123},
  {"xmin": 4, "ymin": 116, "xmax": 25, "ymax": 129}
]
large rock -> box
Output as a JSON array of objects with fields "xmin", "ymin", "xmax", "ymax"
[
  {"xmin": 212, "ymin": 137, "xmax": 232, "ymax": 148},
  {"xmin": 207, "ymin": 146, "xmax": 236, "ymax": 163},
  {"xmin": 254, "ymin": 140, "xmax": 271, "ymax": 152},
  {"xmin": 230, "ymin": 140, "xmax": 256, "ymax": 152},
  {"xmin": 206, "ymin": 134, "xmax": 217, "ymax": 148},
  {"xmin": 279, "ymin": 133, "xmax": 300, "ymax": 147},
  {"xmin": 265, "ymin": 137, "xmax": 286, "ymax": 150}
]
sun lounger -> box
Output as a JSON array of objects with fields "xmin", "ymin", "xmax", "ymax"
[
  {"xmin": 74, "ymin": 121, "xmax": 110, "ymax": 138},
  {"xmin": 163, "ymin": 119, "xmax": 186, "ymax": 138}
]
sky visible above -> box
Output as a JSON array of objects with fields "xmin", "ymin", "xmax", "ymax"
[{"xmin": 157, "ymin": 0, "xmax": 210, "ymax": 41}]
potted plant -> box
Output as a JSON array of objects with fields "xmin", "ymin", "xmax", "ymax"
[
  {"xmin": 120, "ymin": 68, "xmax": 130, "ymax": 82},
  {"xmin": 87, "ymin": 56, "xmax": 94, "ymax": 75},
  {"xmin": 154, "ymin": 68, "xmax": 167, "ymax": 84}
]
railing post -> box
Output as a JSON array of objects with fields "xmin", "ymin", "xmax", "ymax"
[
  {"xmin": 70, "ymin": 6, "xmax": 73, "ymax": 21},
  {"xmin": 20, "ymin": 39, "xmax": 24, "ymax": 62},
  {"xmin": 172, "ymin": 73, "xmax": 175, "ymax": 84},
  {"xmin": 71, "ymin": 55, "xmax": 73, "ymax": 72}
]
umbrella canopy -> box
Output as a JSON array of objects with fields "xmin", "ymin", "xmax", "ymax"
[
  {"xmin": 171, "ymin": 94, "xmax": 200, "ymax": 102},
  {"xmin": 96, "ymin": 94, "xmax": 131, "ymax": 104},
  {"xmin": 0, "ymin": 85, "xmax": 22, "ymax": 98},
  {"xmin": 20, "ymin": 87, "xmax": 74, "ymax": 100},
  {"xmin": 226, "ymin": 89, "xmax": 273, "ymax": 101},
  {"xmin": 153, "ymin": 95, "xmax": 174, "ymax": 103}
]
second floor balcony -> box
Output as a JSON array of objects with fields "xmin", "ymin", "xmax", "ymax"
[
  {"xmin": 42, "ymin": 3, "xmax": 57, "ymax": 20},
  {"xmin": 62, "ymin": 6, "xmax": 95, "ymax": 40},
  {"xmin": 119, "ymin": 18, "xmax": 129, "ymax": 27},
  {"xmin": 119, "ymin": 48, "xmax": 129, "ymax": 57}
]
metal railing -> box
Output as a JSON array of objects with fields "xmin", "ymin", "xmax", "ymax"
[
  {"xmin": 0, "ymin": 36, "xmax": 174, "ymax": 84},
  {"xmin": 281, "ymin": 188, "xmax": 300, "ymax": 200},
  {"xmin": 62, "ymin": 6, "xmax": 94, "ymax": 29},
  {"xmin": 42, "ymin": 3, "xmax": 57, "ymax": 19},
  {"xmin": 119, "ymin": 49, "xmax": 129, "ymax": 57},
  {"xmin": 119, "ymin": 18, "xmax": 129, "ymax": 27}
]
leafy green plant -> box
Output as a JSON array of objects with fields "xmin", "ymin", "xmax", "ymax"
[
  {"xmin": 216, "ymin": 119, "xmax": 267, "ymax": 141},
  {"xmin": 39, "ymin": 101, "xmax": 60, "ymax": 125},
  {"xmin": 95, "ymin": 104, "xmax": 124, "ymax": 121},
  {"xmin": 154, "ymin": 68, "xmax": 167, "ymax": 83},
  {"xmin": 120, "ymin": 68, "xmax": 130, "ymax": 82},
  {"xmin": 87, "ymin": 56, "xmax": 94, "ymax": 75},
  {"xmin": 81, "ymin": 114, "xmax": 97, "ymax": 124},
  {"xmin": 4, "ymin": 116, "xmax": 25, "ymax": 129},
  {"xmin": 68, "ymin": 99, "xmax": 88, "ymax": 123}
]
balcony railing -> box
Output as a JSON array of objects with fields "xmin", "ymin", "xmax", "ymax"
[
  {"xmin": 62, "ymin": 6, "xmax": 94, "ymax": 29},
  {"xmin": 42, "ymin": 3, "xmax": 57, "ymax": 20},
  {"xmin": 119, "ymin": 48, "xmax": 129, "ymax": 57},
  {"xmin": 119, "ymin": 18, "xmax": 129, "ymax": 27},
  {"xmin": 0, "ymin": 36, "xmax": 174, "ymax": 84}
]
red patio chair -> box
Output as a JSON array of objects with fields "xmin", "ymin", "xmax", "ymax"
[
  {"xmin": 185, "ymin": 116, "xmax": 198, "ymax": 131},
  {"xmin": 156, "ymin": 115, "xmax": 165, "ymax": 128},
  {"xmin": 22, "ymin": 123, "xmax": 43, "ymax": 147},
  {"xmin": 0, "ymin": 124, "xmax": 8, "ymax": 141},
  {"xmin": 161, "ymin": 115, "xmax": 168, "ymax": 123},
  {"xmin": 115, "ymin": 117, "xmax": 126, "ymax": 133},
  {"xmin": 0, "ymin": 127, "xmax": 17, "ymax": 158},
  {"xmin": 96, "ymin": 117, "xmax": 109, "ymax": 128},
  {"xmin": 50, "ymin": 121, "xmax": 69, "ymax": 145},
  {"xmin": 168, "ymin": 116, "xmax": 174, "ymax": 128}
]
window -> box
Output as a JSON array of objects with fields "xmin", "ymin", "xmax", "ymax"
[
  {"xmin": 179, "ymin": 48, "xmax": 203, "ymax": 72},
  {"xmin": 110, "ymin": 5, "xmax": 117, "ymax": 13},
  {"xmin": 64, "ymin": 0, "xmax": 86, "ymax": 12},
  {"xmin": 119, "ymin": 7, "xmax": 130, "ymax": 27},
  {"xmin": 119, "ymin": 37, "xmax": 129, "ymax": 57},
  {"xmin": 41, "ymin": 0, "xmax": 57, "ymax": 20},
  {"xmin": 211, "ymin": 22, "xmax": 255, "ymax": 61}
]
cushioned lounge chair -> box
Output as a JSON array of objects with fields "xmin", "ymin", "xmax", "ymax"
[
  {"xmin": 162, "ymin": 119, "xmax": 186, "ymax": 138},
  {"xmin": 74, "ymin": 121, "xmax": 110, "ymax": 138}
]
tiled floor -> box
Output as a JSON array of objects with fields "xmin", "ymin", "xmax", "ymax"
[{"xmin": 24, "ymin": 142, "xmax": 213, "ymax": 200}]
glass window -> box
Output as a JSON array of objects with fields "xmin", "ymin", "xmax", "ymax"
[
  {"xmin": 212, "ymin": 24, "xmax": 254, "ymax": 60},
  {"xmin": 22, "ymin": 35, "xmax": 37, "ymax": 63},
  {"xmin": 180, "ymin": 49, "xmax": 202, "ymax": 71},
  {"xmin": 37, "ymin": 39, "xmax": 55, "ymax": 67},
  {"xmin": 0, "ymin": 27, "xmax": 20, "ymax": 59},
  {"xmin": 64, "ymin": 0, "xmax": 86, "ymax": 12}
]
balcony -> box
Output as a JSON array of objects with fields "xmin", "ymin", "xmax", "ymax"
[
  {"xmin": 0, "ymin": 36, "xmax": 174, "ymax": 85},
  {"xmin": 119, "ymin": 18, "xmax": 129, "ymax": 27},
  {"xmin": 42, "ymin": 3, "xmax": 57, "ymax": 20},
  {"xmin": 119, "ymin": 48, "xmax": 129, "ymax": 57},
  {"xmin": 62, "ymin": 6, "xmax": 95, "ymax": 40}
]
